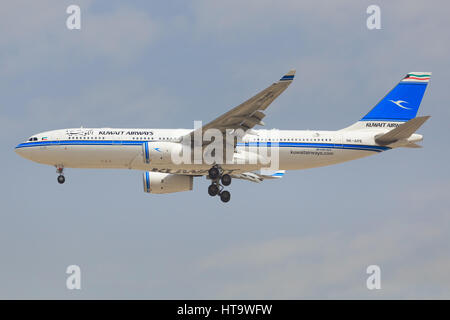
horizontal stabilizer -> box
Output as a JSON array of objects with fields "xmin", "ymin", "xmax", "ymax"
[{"xmin": 375, "ymin": 116, "xmax": 430, "ymax": 145}]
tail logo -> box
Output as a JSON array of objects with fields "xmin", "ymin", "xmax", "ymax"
[{"xmin": 389, "ymin": 100, "xmax": 412, "ymax": 110}]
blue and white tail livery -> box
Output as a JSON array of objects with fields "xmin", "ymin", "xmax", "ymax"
[
  {"xmin": 345, "ymin": 72, "xmax": 431, "ymax": 130},
  {"xmin": 362, "ymin": 72, "xmax": 430, "ymax": 121},
  {"xmin": 15, "ymin": 70, "xmax": 432, "ymax": 203}
]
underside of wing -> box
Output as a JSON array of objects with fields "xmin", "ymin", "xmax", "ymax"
[
  {"xmin": 147, "ymin": 168, "xmax": 286, "ymax": 183},
  {"xmin": 231, "ymin": 170, "xmax": 286, "ymax": 183}
]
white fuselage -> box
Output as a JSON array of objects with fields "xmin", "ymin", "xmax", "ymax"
[{"xmin": 15, "ymin": 126, "xmax": 399, "ymax": 175}]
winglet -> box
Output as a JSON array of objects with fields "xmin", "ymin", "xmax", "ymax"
[{"xmin": 279, "ymin": 69, "xmax": 296, "ymax": 82}]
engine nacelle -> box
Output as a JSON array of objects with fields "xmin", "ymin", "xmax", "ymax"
[
  {"xmin": 142, "ymin": 142, "xmax": 182, "ymax": 164},
  {"xmin": 143, "ymin": 172, "xmax": 193, "ymax": 194}
]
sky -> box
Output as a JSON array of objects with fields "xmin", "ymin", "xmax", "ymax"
[{"xmin": 0, "ymin": 0, "xmax": 449, "ymax": 299}]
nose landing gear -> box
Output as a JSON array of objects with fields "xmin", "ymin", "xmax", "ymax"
[
  {"xmin": 207, "ymin": 166, "xmax": 232, "ymax": 203},
  {"xmin": 56, "ymin": 166, "xmax": 65, "ymax": 184}
]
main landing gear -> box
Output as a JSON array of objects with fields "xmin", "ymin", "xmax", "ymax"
[
  {"xmin": 207, "ymin": 166, "xmax": 232, "ymax": 203},
  {"xmin": 56, "ymin": 166, "xmax": 65, "ymax": 184}
]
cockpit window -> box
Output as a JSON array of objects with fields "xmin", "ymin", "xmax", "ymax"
[{"xmin": 28, "ymin": 137, "xmax": 38, "ymax": 142}]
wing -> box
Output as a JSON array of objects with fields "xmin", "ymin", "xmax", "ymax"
[
  {"xmin": 143, "ymin": 168, "xmax": 285, "ymax": 182},
  {"xmin": 182, "ymin": 69, "xmax": 296, "ymax": 146}
]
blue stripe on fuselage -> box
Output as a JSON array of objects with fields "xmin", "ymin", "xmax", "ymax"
[
  {"xmin": 15, "ymin": 140, "xmax": 146, "ymax": 148},
  {"xmin": 237, "ymin": 142, "xmax": 389, "ymax": 152},
  {"xmin": 15, "ymin": 140, "xmax": 390, "ymax": 153}
]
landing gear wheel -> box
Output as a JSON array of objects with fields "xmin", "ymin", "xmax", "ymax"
[
  {"xmin": 208, "ymin": 167, "xmax": 220, "ymax": 180},
  {"xmin": 208, "ymin": 184, "xmax": 219, "ymax": 196},
  {"xmin": 221, "ymin": 174, "xmax": 232, "ymax": 186},
  {"xmin": 220, "ymin": 190, "xmax": 231, "ymax": 203},
  {"xmin": 57, "ymin": 175, "xmax": 65, "ymax": 184}
]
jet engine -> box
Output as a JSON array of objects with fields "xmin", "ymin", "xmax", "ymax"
[{"xmin": 142, "ymin": 172, "xmax": 193, "ymax": 194}]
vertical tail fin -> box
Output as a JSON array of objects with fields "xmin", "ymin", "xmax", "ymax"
[
  {"xmin": 342, "ymin": 72, "xmax": 431, "ymax": 130},
  {"xmin": 362, "ymin": 72, "xmax": 431, "ymax": 121}
]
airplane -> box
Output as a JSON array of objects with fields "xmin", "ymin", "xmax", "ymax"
[{"xmin": 15, "ymin": 70, "xmax": 431, "ymax": 203}]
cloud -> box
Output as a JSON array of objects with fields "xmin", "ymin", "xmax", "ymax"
[
  {"xmin": 0, "ymin": 1, "xmax": 159, "ymax": 76},
  {"xmin": 1, "ymin": 75, "xmax": 183, "ymax": 144},
  {"xmin": 190, "ymin": 0, "xmax": 361, "ymax": 39},
  {"xmin": 22, "ymin": 77, "xmax": 183, "ymax": 129},
  {"xmin": 197, "ymin": 182, "xmax": 450, "ymax": 298}
]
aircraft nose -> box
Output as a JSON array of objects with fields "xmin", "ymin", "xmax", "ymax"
[{"xmin": 15, "ymin": 143, "xmax": 28, "ymax": 158}]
